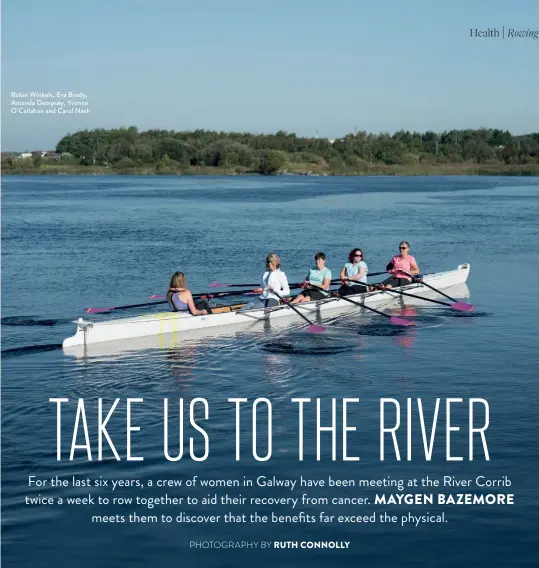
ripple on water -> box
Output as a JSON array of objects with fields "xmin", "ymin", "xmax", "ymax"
[
  {"xmin": 1, "ymin": 344, "xmax": 62, "ymax": 358},
  {"xmin": 1, "ymin": 315, "xmax": 70, "ymax": 327},
  {"xmin": 259, "ymin": 322, "xmax": 358, "ymax": 355},
  {"xmin": 260, "ymin": 340, "xmax": 353, "ymax": 355}
]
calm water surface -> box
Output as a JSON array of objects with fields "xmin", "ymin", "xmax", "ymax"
[{"xmin": 2, "ymin": 175, "xmax": 538, "ymax": 567}]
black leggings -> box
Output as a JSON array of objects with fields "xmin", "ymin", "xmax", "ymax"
[
  {"xmin": 338, "ymin": 284, "xmax": 368, "ymax": 296},
  {"xmin": 300, "ymin": 288, "xmax": 327, "ymax": 301},
  {"xmin": 382, "ymin": 277, "xmax": 411, "ymax": 288},
  {"xmin": 194, "ymin": 300, "xmax": 213, "ymax": 314}
]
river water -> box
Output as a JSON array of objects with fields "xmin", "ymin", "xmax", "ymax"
[{"xmin": 2, "ymin": 175, "xmax": 538, "ymax": 567}]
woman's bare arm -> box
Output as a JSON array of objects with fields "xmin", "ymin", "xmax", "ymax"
[
  {"xmin": 350, "ymin": 265, "xmax": 367, "ymax": 281},
  {"xmin": 186, "ymin": 291, "xmax": 207, "ymax": 316}
]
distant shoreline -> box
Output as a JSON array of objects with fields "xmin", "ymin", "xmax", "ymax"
[
  {"xmin": 4, "ymin": 126, "xmax": 538, "ymax": 177},
  {"xmin": 2, "ymin": 163, "xmax": 539, "ymax": 177}
]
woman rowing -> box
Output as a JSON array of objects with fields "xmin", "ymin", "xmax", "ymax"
[
  {"xmin": 380, "ymin": 241, "xmax": 420, "ymax": 289},
  {"xmin": 291, "ymin": 252, "xmax": 332, "ymax": 303},
  {"xmin": 240, "ymin": 253, "xmax": 290, "ymax": 310},
  {"xmin": 338, "ymin": 247, "xmax": 368, "ymax": 295},
  {"xmin": 167, "ymin": 271, "xmax": 213, "ymax": 315}
]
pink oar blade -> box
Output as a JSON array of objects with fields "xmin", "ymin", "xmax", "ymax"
[
  {"xmin": 209, "ymin": 282, "xmax": 231, "ymax": 288},
  {"xmin": 307, "ymin": 324, "xmax": 327, "ymax": 333},
  {"xmin": 148, "ymin": 294, "xmax": 166, "ymax": 300},
  {"xmin": 450, "ymin": 301, "xmax": 475, "ymax": 312},
  {"xmin": 85, "ymin": 307, "xmax": 114, "ymax": 314},
  {"xmin": 390, "ymin": 316, "xmax": 416, "ymax": 327}
]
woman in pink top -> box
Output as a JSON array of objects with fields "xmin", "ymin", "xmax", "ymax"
[{"xmin": 381, "ymin": 241, "xmax": 420, "ymax": 289}]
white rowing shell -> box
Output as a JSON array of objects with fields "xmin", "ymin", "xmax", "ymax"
[{"xmin": 62, "ymin": 264, "xmax": 471, "ymax": 351}]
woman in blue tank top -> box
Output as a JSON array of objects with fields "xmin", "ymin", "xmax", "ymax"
[{"xmin": 167, "ymin": 272, "xmax": 212, "ymax": 315}]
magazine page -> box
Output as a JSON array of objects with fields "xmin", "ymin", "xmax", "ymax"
[{"xmin": 1, "ymin": 1, "xmax": 538, "ymax": 567}]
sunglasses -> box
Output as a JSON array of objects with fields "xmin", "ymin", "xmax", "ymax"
[
  {"xmin": 399, "ymin": 247, "xmax": 407, "ymax": 250},
  {"xmin": 354, "ymin": 253, "xmax": 362, "ymax": 257}
]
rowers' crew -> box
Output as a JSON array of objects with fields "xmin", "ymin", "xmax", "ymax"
[
  {"xmin": 338, "ymin": 248, "xmax": 368, "ymax": 295},
  {"xmin": 291, "ymin": 252, "xmax": 332, "ymax": 303},
  {"xmin": 380, "ymin": 241, "xmax": 420, "ymax": 289},
  {"xmin": 240, "ymin": 253, "xmax": 290, "ymax": 310},
  {"xmin": 167, "ymin": 271, "xmax": 213, "ymax": 315}
]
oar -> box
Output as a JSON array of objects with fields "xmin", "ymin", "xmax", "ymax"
[
  {"xmin": 209, "ymin": 281, "xmax": 306, "ymax": 288},
  {"xmin": 86, "ymin": 288, "xmax": 260, "ymax": 314},
  {"xmin": 373, "ymin": 285, "xmax": 473, "ymax": 312},
  {"xmin": 272, "ymin": 291, "xmax": 326, "ymax": 333},
  {"xmin": 148, "ymin": 290, "xmax": 258, "ymax": 300},
  {"xmin": 197, "ymin": 289, "xmax": 259, "ymax": 299},
  {"xmin": 210, "ymin": 282, "xmax": 259, "ymax": 288},
  {"xmin": 341, "ymin": 271, "xmax": 386, "ymax": 278},
  {"xmin": 400, "ymin": 272, "xmax": 475, "ymax": 312},
  {"xmin": 209, "ymin": 272, "xmax": 387, "ymax": 288},
  {"xmin": 86, "ymin": 300, "xmax": 167, "ymax": 314},
  {"xmin": 309, "ymin": 285, "xmax": 415, "ymax": 327}
]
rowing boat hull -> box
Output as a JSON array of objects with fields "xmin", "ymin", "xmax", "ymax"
[{"xmin": 62, "ymin": 264, "xmax": 471, "ymax": 349}]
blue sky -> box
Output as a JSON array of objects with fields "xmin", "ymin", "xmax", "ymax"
[{"xmin": 1, "ymin": 0, "xmax": 538, "ymax": 150}]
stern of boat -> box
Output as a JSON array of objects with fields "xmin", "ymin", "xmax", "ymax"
[{"xmin": 62, "ymin": 317, "xmax": 92, "ymax": 348}]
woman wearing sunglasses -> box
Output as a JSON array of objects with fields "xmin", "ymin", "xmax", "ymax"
[
  {"xmin": 381, "ymin": 241, "xmax": 420, "ymax": 289},
  {"xmin": 240, "ymin": 253, "xmax": 290, "ymax": 310},
  {"xmin": 338, "ymin": 248, "xmax": 369, "ymax": 296}
]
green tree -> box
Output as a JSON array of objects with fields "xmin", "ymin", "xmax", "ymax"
[
  {"xmin": 213, "ymin": 141, "xmax": 254, "ymax": 168},
  {"xmin": 156, "ymin": 154, "xmax": 170, "ymax": 171},
  {"xmin": 256, "ymin": 150, "xmax": 287, "ymax": 174},
  {"xmin": 128, "ymin": 141, "xmax": 154, "ymax": 165},
  {"xmin": 113, "ymin": 157, "xmax": 136, "ymax": 169},
  {"xmin": 157, "ymin": 138, "xmax": 193, "ymax": 164}
]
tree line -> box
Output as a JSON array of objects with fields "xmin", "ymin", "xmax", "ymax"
[{"xmin": 4, "ymin": 126, "xmax": 539, "ymax": 174}]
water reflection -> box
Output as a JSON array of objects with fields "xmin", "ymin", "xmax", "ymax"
[
  {"xmin": 394, "ymin": 333, "xmax": 417, "ymax": 350},
  {"xmin": 262, "ymin": 352, "xmax": 293, "ymax": 385},
  {"xmin": 166, "ymin": 344, "xmax": 198, "ymax": 389},
  {"xmin": 391, "ymin": 306, "xmax": 418, "ymax": 351}
]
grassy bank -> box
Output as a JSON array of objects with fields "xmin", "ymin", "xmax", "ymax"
[{"xmin": 2, "ymin": 162, "xmax": 539, "ymax": 176}]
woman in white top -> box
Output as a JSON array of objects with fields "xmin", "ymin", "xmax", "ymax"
[{"xmin": 240, "ymin": 253, "xmax": 290, "ymax": 310}]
